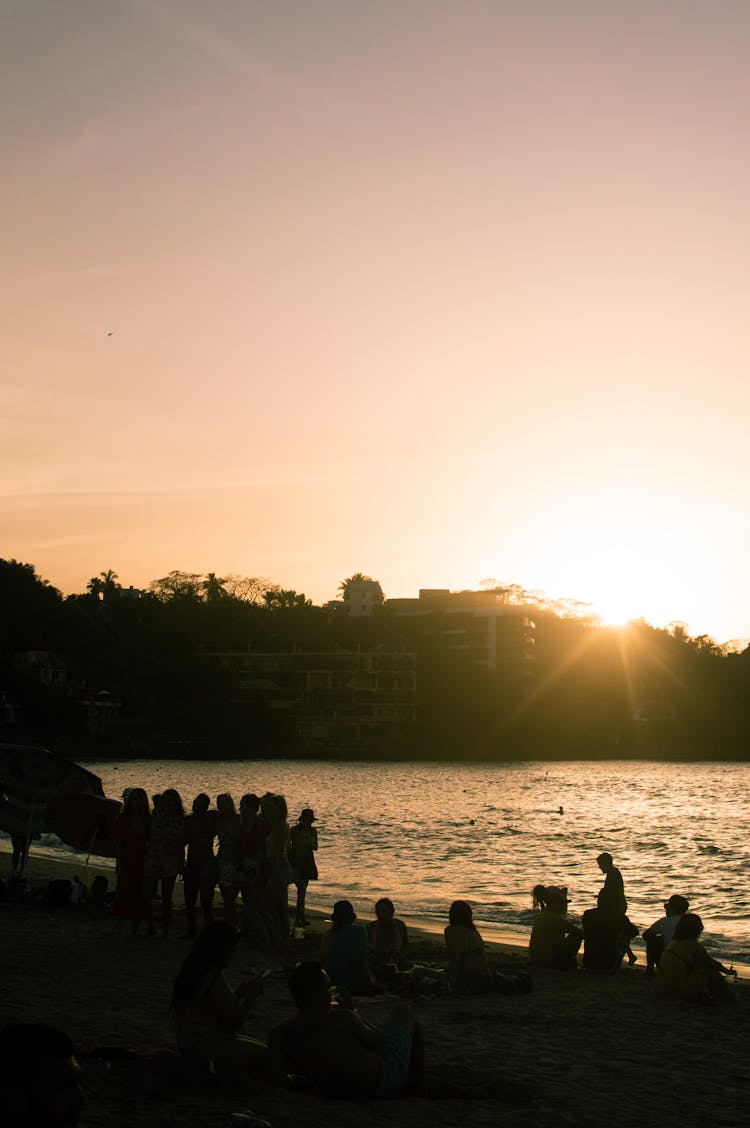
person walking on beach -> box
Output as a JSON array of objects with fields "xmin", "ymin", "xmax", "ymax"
[{"xmin": 597, "ymin": 851, "xmax": 636, "ymax": 965}]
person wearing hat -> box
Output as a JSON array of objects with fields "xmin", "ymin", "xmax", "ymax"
[
  {"xmin": 321, "ymin": 901, "xmax": 375, "ymax": 994},
  {"xmin": 289, "ymin": 808, "xmax": 318, "ymax": 930}
]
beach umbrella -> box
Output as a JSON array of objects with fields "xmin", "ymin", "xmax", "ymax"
[
  {"xmin": 0, "ymin": 743, "xmax": 105, "ymax": 841},
  {"xmin": 45, "ymin": 793, "xmax": 122, "ymax": 860}
]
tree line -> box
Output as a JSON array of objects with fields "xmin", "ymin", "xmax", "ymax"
[{"xmin": 1, "ymin": 558, "xmax": 749, "ymax": 760}]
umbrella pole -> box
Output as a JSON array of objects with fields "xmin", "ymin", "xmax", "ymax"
[
  {"xmin": 21, "ymin": 789, "xmax": 36, "ymax": 879},
  {"xmin": 84, "ymin": 827, "xmax": 98, "ymax": 874}
]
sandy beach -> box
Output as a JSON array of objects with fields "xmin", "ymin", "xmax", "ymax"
[{"xmin": 1, "ymin": 844, "xmax": 747, "ymax": 1128}]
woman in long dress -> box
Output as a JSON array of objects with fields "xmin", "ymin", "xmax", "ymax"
[{"xmin": 113, "ymin": 788, "xmax": 151, "ymax": 934}]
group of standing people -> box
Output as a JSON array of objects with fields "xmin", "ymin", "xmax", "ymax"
[
  {"xmin": 112, "ymin": 787, "xmax": 318, "ymax": 945},
  {"xmin": 529, "ymin": 851, "xmax": 737, "ymax": 1002}
]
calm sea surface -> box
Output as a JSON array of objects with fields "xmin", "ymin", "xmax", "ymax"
[{"xmin": 11, "ymin": 759, "xmax": 750, "ymax": 962}]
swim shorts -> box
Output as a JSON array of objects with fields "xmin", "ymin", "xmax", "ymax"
[{"xmin": 373, "ymin": 1025, "xmax": 412, "ymax": 1098}]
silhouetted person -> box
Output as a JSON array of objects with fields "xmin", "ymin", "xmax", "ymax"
[
  {"xmin": 596, "ymin": 851, "xmax": 636, "ymax": 964},
  {"xmin": 655, "ymin": 913, "xmax": 737, "ymax": 1002},
  {"xmin": 367, "ymin": 898, "xmax": 409, "ymax": 984},
  {"xmin": 321, "ymin": 900, "xmax": 375, "ymax": 994},
  {"xmin": 0, "ymin": 1023, "xmax": 85, "ymax": 1128},
  {"xmin": 642, "ymin": 894, "xmax": 689, "ymax": 977},
  {"xmin": 529, "ymin": 885, "xmax": 582, "ymax": 970},
  {"xmin": 582, "ymin": 904, "xmax": 638, "ymax": 973},
  {"xmin": 268, "ymin": 961, "xmax": 425, "ymax": 1098}
]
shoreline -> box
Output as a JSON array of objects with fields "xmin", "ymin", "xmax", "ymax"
[
  {"xmin": 2, "ymin": 848, "xmax": 749, "ymax": 1128},
  {"xmin": 3, "ymin": 843, "xmax": 748, "ymax": 977}
]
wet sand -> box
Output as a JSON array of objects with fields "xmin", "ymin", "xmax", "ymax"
[{"xmin": 1, "ymin": 845, "xmax": 748, "ymax": 1127}]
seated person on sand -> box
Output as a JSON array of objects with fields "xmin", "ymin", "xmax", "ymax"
[
  {"xmin": 170, "ymin": 921, "xmax": 267, "ymax": 1070},
  {"xmin": 654, "ymin": 913, "xmax": 737, "ymax": 1003},
  {"xmin": 321, "ymin": 900, "xmax": 376, "ymax": 994},
  {"xmin": 0, "ymin": 1022, "xmax": 85, "ymax": 1128},
  {"xmin": 529, "ymin": 885, "xmax": 582, "ymax": 970},
  {"xmin": 367, "ymin": 898, "xmax": 409, "ymax": 981},
  {"xmin": 268, "ymin": 960, "xmax": 424, "ymax": 1099},
  {"xmin": 444, "ymin": 901, "xmax": 531, "ymax": 994},
  {"xmin": 642, "ymin": 894, "xmax": 689, "ymax": 978},
  {"xmin": 581, "ymin": 897, "xmax": 639, "ymax": 974}
]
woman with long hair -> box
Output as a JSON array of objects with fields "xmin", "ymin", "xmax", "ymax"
[
  {"xmin": 170, "ymin": 922, "xmax": 266, "ymax": 1068},
  {"xmin": 113, "ymin": 787, "xmax": 151, "ymax": 935},
  {"xmin": 259, "ymin": 793, "xmax": 293, "ymax": 949},
  {"xmin": 444, "ymin": 901, "xmax": 531, "ymax": 994},
  {"xmin": 148, "ymin": 787, "xmax": 185, "ymax": 938},
  {"xmin": 216, "ymin": 793, "xmax": 242, "ymax": 928}
]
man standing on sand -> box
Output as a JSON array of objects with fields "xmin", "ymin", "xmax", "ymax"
[
  {"xmin": 596, "ymin": 851, "xmax": 637, "ymax": 965},
  {"xmin": 597, "ymin": 852, "xmax": 627, "ymax": 914},
  {"xmin": 268, "ymin": 961, "xmax": 425, "ymax": 1099}
]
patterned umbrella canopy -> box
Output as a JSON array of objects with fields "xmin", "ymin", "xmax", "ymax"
[
  {"xmin": 45, "ymin": 793, "xmax": 121, "ymax": 857},
  {"xmin": 0, "ymin": 743, "xmax": 104, "ymax": 837}
]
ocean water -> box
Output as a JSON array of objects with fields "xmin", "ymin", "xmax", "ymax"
[{"xmin": 9, "ymin": 758, "xmax": 749, "ymax": 963}]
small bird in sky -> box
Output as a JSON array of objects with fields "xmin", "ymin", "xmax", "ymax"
[{"xmin": 107, "ymin": 331, "xmax": 114, "ymax": 336}]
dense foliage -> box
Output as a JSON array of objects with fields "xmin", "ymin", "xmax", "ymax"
[{"xmin": 1, "ymin": 559, "xmax": 748, "ymax": 760}]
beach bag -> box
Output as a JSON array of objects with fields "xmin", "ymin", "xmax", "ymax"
[{"xmin": 42, "ymin": 878, "xmax": 72, "ymax": 907}]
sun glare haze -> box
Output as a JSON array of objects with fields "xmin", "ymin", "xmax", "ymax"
[{"xmin": 3, "ymin": 1, "xmax": 750, "ymax": 644}]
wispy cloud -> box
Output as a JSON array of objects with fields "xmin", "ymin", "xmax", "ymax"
[{"xmin": 135, "ymin": 0, "xmax": 335, "ymax": 121}]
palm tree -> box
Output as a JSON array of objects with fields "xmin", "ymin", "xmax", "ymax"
[
  {"xmin": 338, "ymin": 573, "xmax": 383, "ymax": 605},
  {"xmin": 202, "ymin": 573, "xmax": 228, "ymax": 603}
]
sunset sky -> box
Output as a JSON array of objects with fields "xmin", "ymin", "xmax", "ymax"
[{"xmin": 3, "ymin": 1, "xmax": 750, "ymax": 643}]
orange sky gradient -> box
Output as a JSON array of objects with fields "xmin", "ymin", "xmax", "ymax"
[{"xmin": 3, "ymin": 2, "xmax": 750, "ymax": 642}]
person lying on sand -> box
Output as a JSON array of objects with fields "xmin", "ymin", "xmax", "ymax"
[{"xmin": 268, "ymin": 960, "xmax": 425, "ymax": 1099}]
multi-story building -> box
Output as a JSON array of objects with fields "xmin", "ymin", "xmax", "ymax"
[
  {"xmin": 385, "ymin": 588, "xmax": 535, "ymax": 672},
  {"xmin": 206, "ymin": 648, "xmax": 416, "ymax": 752}
]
